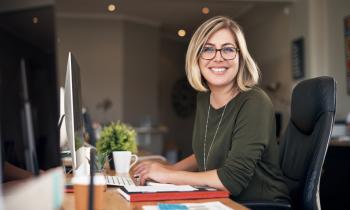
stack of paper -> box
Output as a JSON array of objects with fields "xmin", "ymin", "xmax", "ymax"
[{"xmin": 124, "ymin": 185, "xmax": 198, "ymax": 193}]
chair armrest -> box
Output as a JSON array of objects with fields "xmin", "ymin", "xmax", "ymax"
[{"xmin": 240, "ymin": 201, "xmax": 291, "ymax": 210}]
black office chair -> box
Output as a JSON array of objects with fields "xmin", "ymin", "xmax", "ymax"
[{"xmin": 243, "ymin": 76, "xmax": 336, "ymax": 210}]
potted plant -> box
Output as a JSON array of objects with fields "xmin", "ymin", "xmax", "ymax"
[{"xmin": 96, "ymin": 121, "xmax": 138, "ymax": 169}]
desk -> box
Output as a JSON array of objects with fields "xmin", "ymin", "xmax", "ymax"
[
  {"xmin": 62, "ymin": 156, "xmax": 248, "ymax": 210},
  {"xmin": 62, "ymin": 188, "xmax": 249, "ymax": 210},
  {"xmin": 62, "ymin": 168, "xmax": 248, "ymax": 210},
  {"xmin": 329, "ymin": 139, "xmax": 350, "ymax": 147}
]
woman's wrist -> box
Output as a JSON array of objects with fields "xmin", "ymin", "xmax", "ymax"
[{"xmin": 163, "ymin": 163, "xmax": 177, "ymax": 171}]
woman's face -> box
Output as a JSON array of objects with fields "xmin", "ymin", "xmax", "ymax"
[{"xmin": 198, "ymin": 28, "xmax": 239, "ymax": 91}]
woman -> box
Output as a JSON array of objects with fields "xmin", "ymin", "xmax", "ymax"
[{"xmin": 133, "ymin": 16, "xmax": 289, "ymax": 202}]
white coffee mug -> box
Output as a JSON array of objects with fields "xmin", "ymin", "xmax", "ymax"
[{"xmin": 112, "ymin": 151, "xmax": 138, "ymax": 174}]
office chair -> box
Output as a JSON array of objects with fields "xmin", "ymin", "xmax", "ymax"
[{"xmin": 243, "ymin": 76, "xmax": 336, "ymax": 210}]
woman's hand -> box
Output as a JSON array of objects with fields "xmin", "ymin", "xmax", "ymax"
[
  {"xmin": 132, "ymin": 161, "xmax": 228, "ymax": 191},
  {"xmin": 132, "ymin": 161, "xmax": 173, "ymax": 185}
]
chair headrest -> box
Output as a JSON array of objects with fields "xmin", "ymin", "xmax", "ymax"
[{"xmin": 291, "ymin": 76, "xmax": 336, "ymax": 134}]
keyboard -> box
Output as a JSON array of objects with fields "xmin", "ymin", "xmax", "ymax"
[{"xmin": 105, "ymin": 175, "xmax": 136, "ymax": 187}]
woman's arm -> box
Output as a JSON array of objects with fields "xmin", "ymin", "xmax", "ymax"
[
  {"xmin": 168, "ymin": 154, "xmax": 198, "ymax": 171},
  {"xmin": 133, "ymin": 154, "xmax": 198, "ymax": 175},
  {"xmin": 136, "ymin": 162, "xmax": 229, "ymax": 191},
  {"xmin": 168, "ymin": 170, "xmax": 229, "ymax": 191}
]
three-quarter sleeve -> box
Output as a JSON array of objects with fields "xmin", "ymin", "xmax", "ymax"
[{"xmin": 217, "ymin": 92, "xmax": 275, "ymax": 196}]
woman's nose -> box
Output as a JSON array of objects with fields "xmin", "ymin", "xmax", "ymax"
[{"xmin": 213, "ymin": 50, "xmax": 224, "ymax": 62}]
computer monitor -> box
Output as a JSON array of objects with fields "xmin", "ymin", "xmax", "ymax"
[
  {"xmin": 0, "ymin": 6, "xmax": 60, "ymax": 172},
  {"xmin": 64, "ymin": 52, "xmax": 85, "ymax": 172}
]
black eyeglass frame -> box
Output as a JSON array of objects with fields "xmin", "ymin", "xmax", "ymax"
[{"xmin": 200, "ymin": 46, "xmax": 240, "ymax": 60}]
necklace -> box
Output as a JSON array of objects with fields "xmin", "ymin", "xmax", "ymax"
[{"xmin": 203, "ymin": 102, "xmax": 227, "ymax": 171}]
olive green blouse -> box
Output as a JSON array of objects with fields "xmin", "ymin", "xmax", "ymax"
[{"xmin": 192, "ymin": 87, "xmax": 289, "ymax": 202}]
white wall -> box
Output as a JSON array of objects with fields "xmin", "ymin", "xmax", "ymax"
[
  {"xmin": 325, "ymin": 0, "xmax": 350, "ymax": 119},
  {"xmin": 240, "ymin": 5, "xmax": 293, "ymax": 131},
  {"xmin": 57, "ymin": 16, "xmax": 162, "ymax": 125},
  {"xmin": 290, "ymin": 0, "xmax": 350, "ymax": 119},
  {"xmin": 57, "ymin": 17, "xmax": 124, "ymax": 123},
  {"xmin": 122, "ymin": 21, "xmax": 160, "ymax": 125},
  {"xmin": 241, "ymin": 0, "xmax": 350, "ymax": 127}
]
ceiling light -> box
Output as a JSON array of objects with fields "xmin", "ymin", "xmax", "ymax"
[
  {"xmin": 32, "ymin": 16, "xmax": 39, "ymax": 24},
  {"xmin": 108, "ymin": 4, "xmax": 117, "ymax": 12},
  {"xmin": 202, "ymin": 7, "xmax": 210, "ymax": 15},
  {"xmin": 178, "ymin": 29, "xmax": 186, "ymax": 37}
]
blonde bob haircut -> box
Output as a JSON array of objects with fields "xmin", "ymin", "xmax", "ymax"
[{"xmin": 185, "ymin": 16, "xmax": 260, "ymax": 92}]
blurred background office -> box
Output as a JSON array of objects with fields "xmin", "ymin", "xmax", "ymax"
[
  {"xmin": 1, "ymin": 0, "xmax": 350, "ymax": 209},
  {"xmin": 53, "ymin": 0, "xmax": 350, "ymax": 159}
]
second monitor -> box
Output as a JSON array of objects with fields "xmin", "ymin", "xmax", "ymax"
[{"xmin": 64, "ymin": 52, "xmax": 89, "ymax": 175}]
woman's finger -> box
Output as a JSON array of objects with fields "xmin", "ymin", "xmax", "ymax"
[
  {"xmin": 139, "ymin": 171, "xmax": 149, "ymax": 185},
  {"xmin": 134, "ymin": 162, "xmax": 150, "ymax": 170},
  {"xmin": 133, "ymin": 165, "xmax": 143, "ymax": 174},
  {"xmin": 132, "ymin": 163, "xmax": 144, "ymax": 171},
  {"xmin": 133, "ymin": 163, "xmax": 151, "ymax": 175},
  {"xmin": 133, "ymin": 162, "xmax": 149, "ymax": 172}
]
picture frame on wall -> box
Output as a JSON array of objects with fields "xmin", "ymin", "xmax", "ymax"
[
  {"xmin": 292, "ymin": 37, "xmax": 305, "ymax": 80},
  {"xmin": 345, "ymin": 15, "xmax": 350, "ymax": 95}
]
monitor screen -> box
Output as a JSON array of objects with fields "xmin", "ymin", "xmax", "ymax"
[
  {"xmin": 0, "ymin": 6, "xmax": 60, "ymax": 172},
  {"xmin": 64, "ymin": 52, "xmax": 85, "ymax": 170}
]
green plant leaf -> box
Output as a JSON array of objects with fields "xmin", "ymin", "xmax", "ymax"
[{"xmin": 96, "ymin": 121, "xmax": 138, "ymax": 156}]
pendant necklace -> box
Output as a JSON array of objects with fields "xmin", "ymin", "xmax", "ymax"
[{"xmin": 203, "ymin": 101, "xmax": 227, "ymax": 171}]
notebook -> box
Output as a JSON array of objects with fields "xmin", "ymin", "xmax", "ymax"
[{"xmin": 117, "ymin": 184, "xmax": 229, "ymax": 202}]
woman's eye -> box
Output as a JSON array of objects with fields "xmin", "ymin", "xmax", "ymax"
[
  {"xmin": 203, "ymin": 47, "xmax": 215, "ymax": 52},
  {"xmin": 223, "ymin": 47, "xmax": 235, "ymax": 53}
]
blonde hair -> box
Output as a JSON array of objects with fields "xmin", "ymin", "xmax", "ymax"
[{"xmin": 185, "ymin": 16, "xmax": 260, "ymax": 92}]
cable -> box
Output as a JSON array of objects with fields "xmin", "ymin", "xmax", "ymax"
[{"xmin": 88, "ymin": 148, "xmax": 97, "ymax": 210}]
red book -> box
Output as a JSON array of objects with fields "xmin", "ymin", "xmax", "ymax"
[{"xmin": 117, "ymin": 185, "xmax": 229, "ymax": 202}]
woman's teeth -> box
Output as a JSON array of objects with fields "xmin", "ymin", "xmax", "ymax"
[{"xmin": 210, "ymin": 67, "xmax": 226, "ymax": 72}]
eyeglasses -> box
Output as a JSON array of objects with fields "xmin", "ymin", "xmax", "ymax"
[{"xmin": 200, "ymin": 46, "xmax": 240, "ymax": 60}]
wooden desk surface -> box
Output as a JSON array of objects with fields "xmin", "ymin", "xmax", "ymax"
[
  {"xmin": 62, "ymin": 187, "xmax": 249, "ymax": 210},
  {"xmin": 62, "ymin": 159, "xmax": 248, "ymax": 210},
  {"xmin": 330, "ymin": 139, "xmax": 350, "ymax": 147}
]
